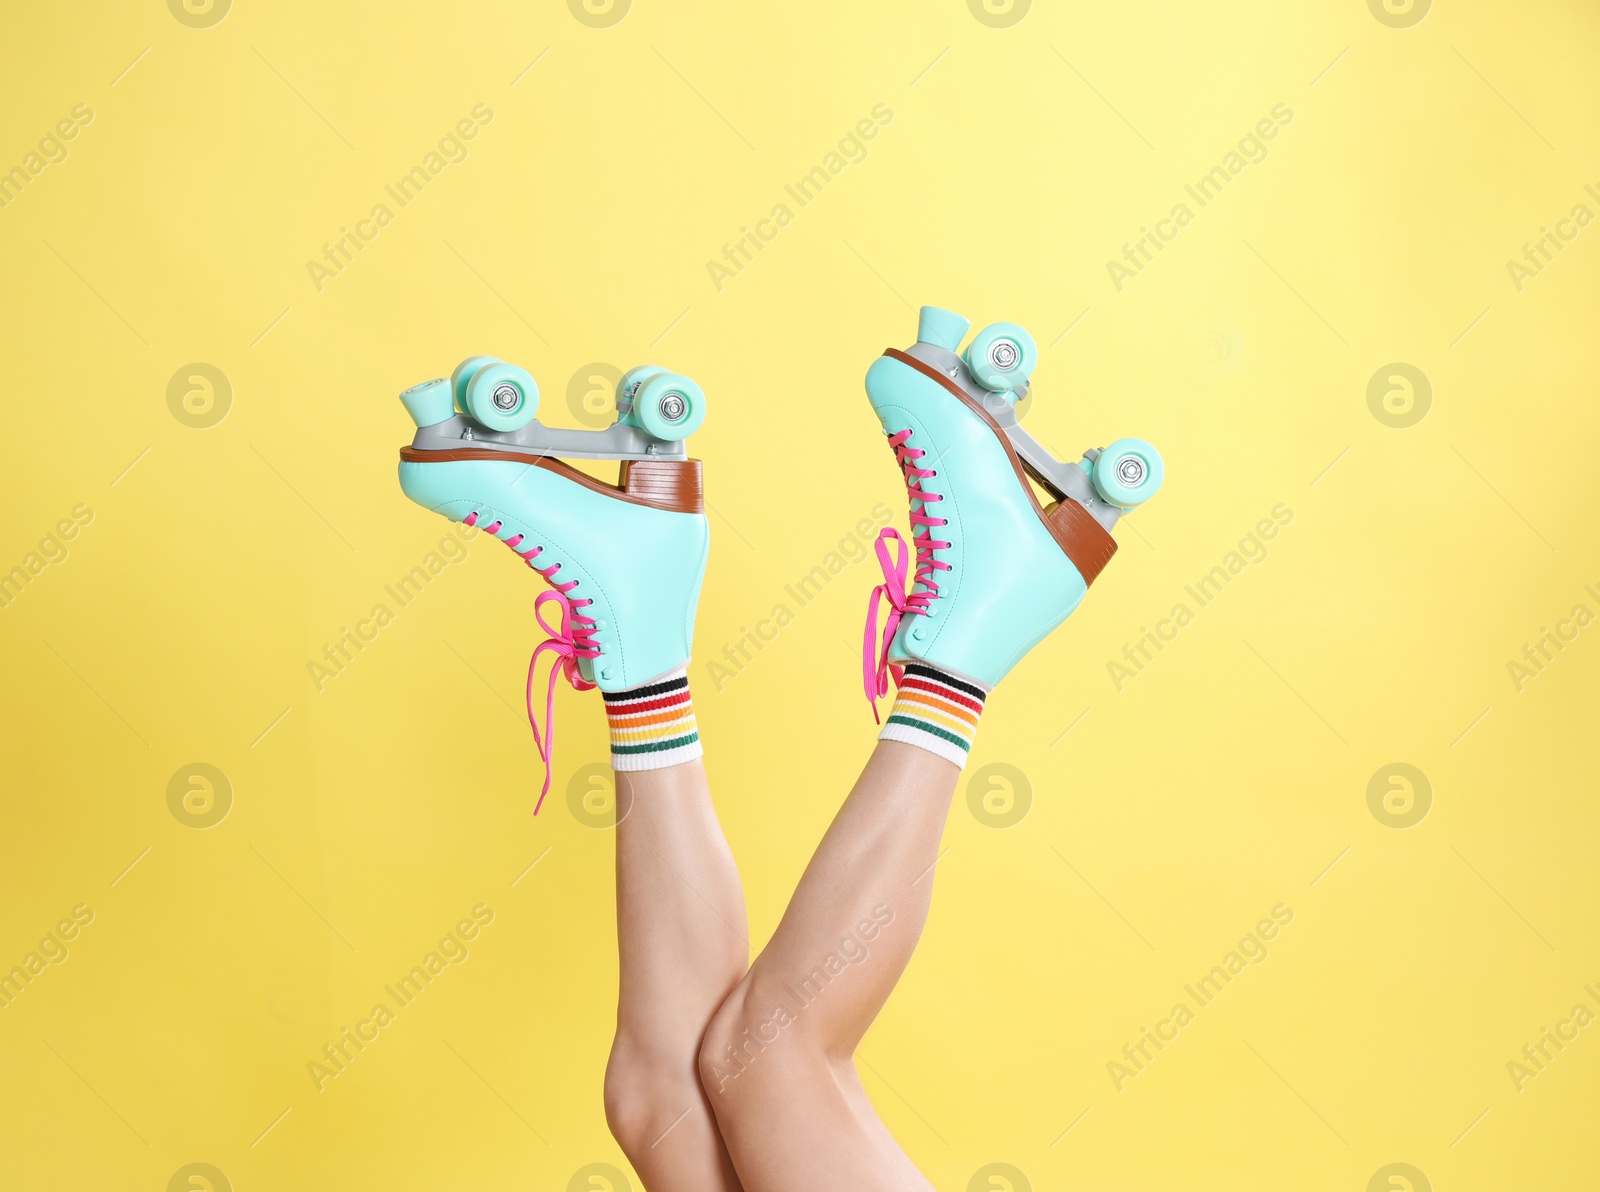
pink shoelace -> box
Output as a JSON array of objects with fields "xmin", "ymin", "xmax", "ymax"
[
  {"xmin": 862, "ymin": 428, "xmax": 950, "ymax": 721},
  {"xmin": 464, "ymin": 511, "xmax": 600, "ymax": 812}
]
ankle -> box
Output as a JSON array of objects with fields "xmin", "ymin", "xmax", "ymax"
[
  {"xmin": 877, "ymin": 663, "xmax": 987, "ymax": 768},
  {"xmin": 605, "ymin": 668, "xmax": 703, "ymax": 772}
]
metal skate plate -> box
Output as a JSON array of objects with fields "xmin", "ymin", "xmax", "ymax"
[
  {"xmin": 901, "ymin": 342, "xmax": 1122, "ymax": 530},
  {"xmin": 408, "ymin": 415, "xmax": 689, "ymax": 463}
]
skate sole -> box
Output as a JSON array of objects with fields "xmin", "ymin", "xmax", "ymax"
[
  {"xmin": 882, "ymin": 348, "xmax": 1117, "ymax": 585},
  {"xmin": 398, "ymin": 447, "xmax": 703, "ymax": 515}
]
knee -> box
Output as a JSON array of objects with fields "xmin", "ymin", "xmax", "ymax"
[
  {"xmin": 697, "ymin": 988, "xmax": 755, "ymax": 1108},
  {"xmin": 698, "ymin": 974, "xmax": 820, "ymax": 1106},
  {"xmin": 603, "ymin": 1037, "xmax": 700, "ymax": 1160}
]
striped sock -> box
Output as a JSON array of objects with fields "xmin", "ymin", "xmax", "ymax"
[
  {"xmin": 604, "ymin": 667, "xmax": 703, "ymax": 772},
  {"xmin": 878, "ymin": 663, "xmax": 988, "ymax": 767}
]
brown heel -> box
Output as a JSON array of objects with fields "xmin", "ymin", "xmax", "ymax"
[
  {"xmin": 1044, "ymin": 499, "xmax": 1117, "ymax": 585},
  {"xmin": 619, "ymin": 459, "xmax": 704, "ymax": 514}
]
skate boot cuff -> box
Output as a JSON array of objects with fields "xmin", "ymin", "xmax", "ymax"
[
  {"xmin": 605, "ymin": 668, "xmax": 703, "ymax": 772},
  {"xmin": 878, "ymin": 663, "xmax": 987, "ymax": 768}
]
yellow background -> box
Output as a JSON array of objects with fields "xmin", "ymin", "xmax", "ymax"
[{"xmin": 2, "ymin": 0, "xmax": 1597, "ymax": 1188}]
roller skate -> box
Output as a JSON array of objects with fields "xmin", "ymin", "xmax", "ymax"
[
  {"xmin": 862, "ymin": 306, "xmax": 1163, "ymax": 707},
  {"xmin": 397, "ymin": 357, "xmax": 710, "ymax": 808}
]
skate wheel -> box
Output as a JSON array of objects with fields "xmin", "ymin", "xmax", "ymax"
[
  {"xmin": 1092, "ymin": 438, "xmax": 1164, "ymax": 508},
  {"xmin": 965, "ymin": 322, "xmax": 1037, "ymax": 392},
  {"xmin": 451, "ymin": 356, "xmax": 501, "ymax": 413},
  {"xmin": 635, "ymin": 372, "xmax": 706, "ymax": 441},
  {"xmin": 399, "ymin": 378, "xmax": 454, "ymax": 427},
  {"xmin": 616, "ymin": 365, "xmax": 667, "ymax": 421},
  {"xmin": 465, "ymin": 361, "xmax": 539, "ymax": 432}
]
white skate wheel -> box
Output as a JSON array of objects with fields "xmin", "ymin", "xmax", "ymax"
[
  {"xmin": 451, "ymin": 356, "xmax": 500, "ymax": 413},
  {"xmin": 465, "ymin": 361, "xmax": 539, "ymax": 432},
  {"xmin": 616, "ymin": 365, "xmax": 666, "ymax": 420},
  {"xmin": 965, "ymin": 322, "xmax": 1037, "ymax": 392},
  {"xmin": 1092, "ymin": 438, "xmax": 1164, "ymax": 508},
  {"xmin": 636, "ymin": 372, "xmax": 706, "ymax": 440}
]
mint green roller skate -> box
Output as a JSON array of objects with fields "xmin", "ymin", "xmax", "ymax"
[
  {"xmin": 862, "ymin": 306, "xmax": 1162, "ymax": 706},
  {"xmin": 397, "ymin": 357, "xmax": 710, "ymax": 808}
]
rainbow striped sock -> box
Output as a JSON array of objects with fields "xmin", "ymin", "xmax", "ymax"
[
  {"xmin": 604, "ymin": 667, "xmax": 703, "ymax": 772},
  {"xmin": 878, "ymin": 663, "xmax": 988, "ymax": 767}
]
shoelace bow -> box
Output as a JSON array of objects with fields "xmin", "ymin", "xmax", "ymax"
[
  {"xmin": 862, "ymin": 428, "xmax": 950, "ymax": 721},
  {"xmin": 465, "ymin": 512, "xmax": 600, "ymax": 812}
]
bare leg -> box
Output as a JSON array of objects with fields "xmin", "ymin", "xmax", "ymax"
[
  {"xmin": 699, "ymin": 742, "xmax": 957, "ymax": 1191},
  {"xmin": 604, "ymin": 759, "xmax": 748, "ymax": 1191}
]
